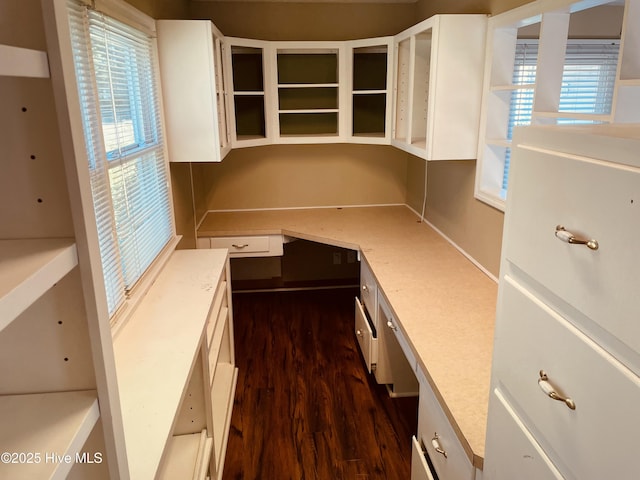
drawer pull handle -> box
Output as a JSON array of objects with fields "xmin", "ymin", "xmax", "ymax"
[
  {"xmin": 362, "ymin": 285, "xmax": 368, "ymax": 292},
  {"xmin": 555, "ymin": 225, "xmax": 599, "ymax": 251},
  {"xmin": 356, "ymin": 329, "xmax": 363, "ymax": 338},
  {"xmin": 538, "ymin": 370, "xmax": 576, "ymax": 410},
  {"xmin": 431, "ymin": 433, "xmax": 447, "ymax": 458},
  {"xmin": 231, "ymin": 243, "xmax": 249, "ymax": 249},
  {"xmin": 387, "ymin": 320, "xmax": 397, "ymax": 332}
]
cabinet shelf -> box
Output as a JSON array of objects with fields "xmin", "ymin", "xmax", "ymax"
[
  {"xmin": 0, "ymin": 390, "xmax": 99, "ymax": 480},
  {"xmin": 279, "ymin": 109, "xmax": 339, "ymax": 114},
  {"xmin": 157, "ymin": 430, "xmax": 213, "ymax": 480},
  {"xmin": 278, "ymin": 83, "xmax": 338, "ymax": 88},
  {"xmin": 0, "ymin": 238, "xmax": 77, "ymax": 332},
  {"xmin": 0, "ymin": 45, "xmax": 49, "ymax": 78},
  {"xmin": 490, "ymin": 83, "xmax": 535, "ymax": 91},
  {"xmin": 533, "ymin": 111, "xmax": 611, "ymax": 122}
]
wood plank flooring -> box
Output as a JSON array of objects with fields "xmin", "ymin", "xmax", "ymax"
[{"xmin": 223, "ymin": 288, "xmax": 418, "ymax": 480}]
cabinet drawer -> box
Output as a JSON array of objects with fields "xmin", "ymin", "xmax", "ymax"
[
  {"xmin": 355, "ymin": 297, "xmax": 377, "ymax": 374},
  {"xmin": 494, "ymin": 276, "xmax": 640, "ymax": 479},
  {"xmin": 417, "ymin": 367, "xmax": 474, "ymax": 480},
  {"xmin": 411, "ymin": 436, "xmax": 436, "ymax": 480},
  {"xmin": 505, "ymin": 145, "xmax": 640, "ymax": 354},
  {"xmin": 360, "ymin": 258, "xmax": 377, "ymax": 322},
  {"xmin": 484, "ymin": 389, "xmax": 563, "ymax": 480},
  {"xmin": 208, "ymin": 235, "xmax": 283, "ymax": 257}
]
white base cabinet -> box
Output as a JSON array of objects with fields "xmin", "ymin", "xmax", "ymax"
[{"xmin": 484, "ymin": 124, "xmax": 640, "ymax": 480}]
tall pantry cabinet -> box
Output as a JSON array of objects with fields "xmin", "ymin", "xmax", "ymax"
[
  {"xmin": 0, "ymin": 0, "xmax": 126, "ymax": 478},
  {"xmin": 483, "ymin": 124, "xmax": 640, "ymax": 479}
]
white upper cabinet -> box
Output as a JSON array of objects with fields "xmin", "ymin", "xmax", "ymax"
[
  {"xmin": 157, "ymin": 20, "xmax": 230, "ymax": 162},
  {"xmin": 391, "ymin": 15, "xmax": 487, "ymax": 160},
  {"xmin": 346, "ymin": 37, "xmax": 394, "ymax": 144},
  {"xmin": 225, "ymin": 37, "xmax": 271, "ymax": 148}
]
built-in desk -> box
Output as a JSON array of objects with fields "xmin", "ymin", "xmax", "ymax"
[{"xmin": 198, "ymin": 205, "xmax": 497, "ymax": 468}]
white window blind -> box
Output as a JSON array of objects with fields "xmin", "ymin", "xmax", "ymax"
[
  {"xmin": 502, "ymin": 39, "xmax": 619, "ymax": 193},
  {"xmin": 67, "ymin": 0, "xmax": 172, "ymax": 316}
]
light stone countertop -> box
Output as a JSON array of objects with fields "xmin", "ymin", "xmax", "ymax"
[{"xmin": 198, "ymin": 205, "xmax": 497, "ymax": 468}]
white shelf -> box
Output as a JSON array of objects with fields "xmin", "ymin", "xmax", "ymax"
[
  {"xmin": 157, "ymin": 430, "xmax": 213, "ymax": 480},
  {"xmin": 233, "ymin": 91, "xmax": 264, "ymax": 96},
  {"xmin": 0, "ymin": 238, "xmax": 77, "ymax": 332},
  {"xmin": 0, "ymin": 45, "xmax": 49, "ymax": 78},
  {"xmin": 211, "ymin": 363, "xmax": 238, "ymax": 476},
  {"xmin": 278, "ymin": 83, "xmax": 338, "ymax": 88},
  {"xmin": 490, "ymin": 83, "xmax": 535, "ymax": 91},
  {"xmin": 485, "ymin": 138, "xmax": 512, "ymax": 148},
  {"xmin": 0, "ymin": 390, "xmax": 99, "ymax": 480},
  {"xmin": 533, "ymin": 111, "xmax": 612, "ymax": 122},
  {"xmin": 279, "ymin": 109, "xmax": 339, "ymax": 114},
  {"xmin": 113, "ymin": 249, "xmax": 228, "ymax": 480},
  {"xmin": 353, "ymin": 89, "xmax": 387, "ymax": 95}
]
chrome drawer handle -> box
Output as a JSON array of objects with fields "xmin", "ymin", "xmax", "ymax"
[
  {"xmin": 231, "ymin": 243, "xmax": 249, "ymax": 249},
  {"xmin": 555, "ymin": 225, "xmax": 599, "ymax": 251},
  {"xmin": 431, "ymin": 433, "xmax": 447, "ymax": 458},
  {"xmin": 362, "ymin": 285, "xmax": 368, "ymax": 292},
  {"xmin": 538, "ymin": 370, "xmax": 576, "ymax": 410},
  {"xmin": 356, "ymin": 329, "xmax": 363, "ymax": 338},
  {"xmin": 386, "ymin": 320, "xmax": 397, "ymax": 332}
]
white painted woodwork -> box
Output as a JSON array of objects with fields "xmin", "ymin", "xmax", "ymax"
[
  {"xmin": 209, "ymin": 234, "xmax": 284, "ymax": 257},
  {"xmin": 113, "ymin": 249, "xmax": 228, "ymax": 479},
  {"xmin": 0, "ymin": 45, "xmax": 50, "ymax": 78},
  {"xmin": 360, "ymin": 258, "xmax": 378, "ymax": 319},
  {"xmin": 355, "ymin": 297, "xmax": 377, "ymax": 373},
  {"xmin": 485, "ymin": 124, "xmax": 640, "ymax": 479},
  {"xmin": 505, "ymin": 129, "xmax": 640, "ymax": 359},
  {"xmin": 493, "ymin": 276, "xmax": 640, "ymax": 479},
  {"xmin": 209, "ymin": 363, "xmax": 238, "ymax": 480},
  {"xmin": 375, "ymin": 294, "xmax": 418, "ymax": 396},
  {"xmin": 345, "ymin": 37, "xmax": 394, "ymax": 144},
  {"xmin": 391, "ymin": 15, "xmax": 487, "ymax": 160},
  {"xmin": 416, "ymin": 367, "xmax": 475, "ymax": 480},
  {"xmin": 411, "ymin": 436, "xmax": 437, "ymax": 480},
  {"xmin": 157, "ymin": 430, "xmax": 213, "ymax": 480},
  {"xmin": 0, "ymin": 390, "xmax": 99, "ymax": 480},
  {"xmin": 0, "ymin": 239, "xmax": 76, "ymax": 331},
  {"xmin": 483, "ymin": 390, "xmax": 564, "ymax": 480},
  {"xmin": 157, "ymin": 20, "xmax": 230, "ymax": 163}
]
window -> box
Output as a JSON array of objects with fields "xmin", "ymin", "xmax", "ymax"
[
  {"xmin": 501, "ymin": 39, "xmax": 619, "ymax": 193},
  {"xmin": 67, "ymin": 0, "xmax": 173, "ymax": 316}
]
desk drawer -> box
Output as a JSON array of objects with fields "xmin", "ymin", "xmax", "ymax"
[
  {"xmin": 206, "ymin": 235, "xmax": 284, "ymax": 257},
  {"xmin": 411, "ymin": 436, "xmax": 436, "ymax": 480},
  {"xmin": 416, "ymin": 367, "xmax": 474, "ymax": 480},
  {"xmin": 360, "ymin": 258, "xmax": 377, "ymax": 323},
  {"xmin": 355, "ymin": 297, "xmax": 377, "ymax": 374},
  {"xmin": 494, "ymin": 276, "xmax": 640, "ymax": 479},
  {"xmin": 505, "ymin": 145, "xmax": 640, "ymax": 354},
  {"xmin": 484, "ymin": 389, "xmax": 563, "ymax": 480}
]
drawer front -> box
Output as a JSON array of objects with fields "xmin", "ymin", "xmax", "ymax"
[
  {"xmin": 411, "ymin": 436, "xmax": 436, "ymax": 480},
  {"xmin": 379, "ymin": 294, "xmax": 417, "ymax": 371},
  {"xmin": 209, "ymin": 235, "xmax": 283, "ymax": 257},
  {"xmin": 505, "ymin": 145, "xmax": 640, "ymax": 353},
  {"xmin": 360, "ymin": 259, "xmax": 377, "ymax": 321},
  {"xmin": 484, "ymin": 389, "xmax": 563, "ymax": 480},
  {"xmin": 494, "ymin": 276, "xmax": 640, "ymax": 479},
  {"xmin": 416, "ymin": 368, "xmax": 474, "ymax": 480},
  {"xmin": 355, "ymin": 297, "xmax": 377, "ymax": 373}
]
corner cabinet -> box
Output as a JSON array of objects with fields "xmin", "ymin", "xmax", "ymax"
[
  {"xmin": 392, "ymin": 15, "xmax": 487, "ymax": 160},
  {"xmin": 483, "ymin": 124, "xmax": 640, "ymax": 479},
  {"xmin": 157, "ymin": 20, "xmax": 231, "ymax": 162}
]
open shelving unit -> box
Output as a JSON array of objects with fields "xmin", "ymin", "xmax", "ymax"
[
  {"xmin": 348, "ymin": 37, "xmax": 393, "ymax": 143},
  {"xmin": 0, "ymin": 1, "xmax": 121, "ymax": 476},
  {"xmin": 226, "ymin": 39, "xmax": 269, "ymax": 146},
  {"xmin": 274, "ymin": 46, "xmax": 342, "ymax": 141}
]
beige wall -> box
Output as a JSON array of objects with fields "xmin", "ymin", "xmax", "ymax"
[
  {"xmin": 192, "ymin": 144, "xmax": 408, "ymax": 214},
  {"xmin": 124, "ymin": 0, "xmax": 190, "ymax": 18}
]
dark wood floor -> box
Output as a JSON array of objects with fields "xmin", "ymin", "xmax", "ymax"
[{"xmin": 223, "ymin": 288, "xmax": 418, "ymax": 480}]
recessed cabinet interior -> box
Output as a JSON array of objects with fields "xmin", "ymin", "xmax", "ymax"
[
  {"xmin": 349, "ymin": 38, "xmax": 393, "ymax": 143},
  {"xmin": 276, "ymin": 47, "xmax": 341, "ymax": 138},
  {"xmin": 227, "ymin": 39, "xmax": 268, "ymax": 146}
]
